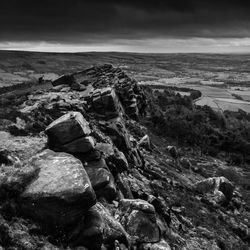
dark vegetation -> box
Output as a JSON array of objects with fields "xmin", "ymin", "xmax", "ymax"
[{"xmin": 143, "ymin": 86, "xmax": 250, "ymax": 165}]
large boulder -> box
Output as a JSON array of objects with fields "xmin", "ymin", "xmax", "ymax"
[
  {"xmin": 94, "ymin": 203, "xmax": 128, "ymax": 246},
  {"xmin": 19, "ymin": 150, "xmax": 96, "ymax": 230},
  {"xmin": 118, "ymin": 199, "xmax": 160, "ymax": 244},
  {"xmin": 96, "ymin": 143, "xmax": 128, "ymax": 173},
  {"xmin": 45, "ymin": 112, "xmax": 95, "ymax": 153},
  {"xmin": 69, "ymin": 202, "xmax": 128, "ymax": 249},
  {"xmin": 90, "ymin": 87, "xmax": 123, "ymax": 119},
  {"xmin": 98, "ymin": 118, "xmax": 131, "ymax": 154},
  {"xmin": 193, "ymin": 177, "xmax": 234, "ymax": 204},
  {"xmin": 69, "ymin": 205, "xmax": 104, "ymax": 250}
]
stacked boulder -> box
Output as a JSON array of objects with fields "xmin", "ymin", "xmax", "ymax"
[
  {"xmin": 45, "ymin": 111, "xmax": 94, "ymax": 153},
  {"xmin": 0, "ymin": 65, "xmax": 173, "ymax": 250},
  {"xmin": 90, "ymin": 87, "xmax": 124, "ymax": 119},
  {"xmin": 52, "ymin": 64, "xmax": 147, "ymax": 120},
  {"xmin": 19, "ymin": 149, "xmax": 96, "ymax": 231}
]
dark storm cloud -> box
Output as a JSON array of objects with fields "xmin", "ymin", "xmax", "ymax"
[{"xmin": 1, "ymin": 0, "xmax": 250, "ymax": 42}]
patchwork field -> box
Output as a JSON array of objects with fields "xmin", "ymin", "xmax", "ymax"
[{"xmin": 1, "ymin": 50, "xmax": 250, "ymax": 112}]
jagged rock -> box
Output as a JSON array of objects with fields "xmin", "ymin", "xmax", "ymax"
[
  {"xmin": 94, "ymin": 203, "xmax": 128, "ymax": 246},
  {"xmin": 19, "ymin": 149, "xmax": 96, "ymax": 229},
  {"xmin": 45, "ymin": 111, "xmax": 91, "ymax": 148},
  {"xmin": 98, "ymin": 118, "xmax": 131, "ymax": 154},
  {"xmin": 69, "ymin": 205, "xmax": 104, "ymax": 250},
  {"xmin": 193, "ymin": 177, "xmax": 234, "ymax": 204},
  {"xmin": 124, "ymin": 210, "xmax": 160, "ymax": 243},
  {"xmin": 90, "ymin": 87, "xmax": 123, "ymax": 119},
  {"xmin": 118, "ymin": 199, "xmax": 160, "ymax": 243},
  {"xmin": 96, "ymin": 143, "xmax": 129, "ymax": 173},
  {"xmin": 86, "ymin": 158, "xmax": 117, "ymax": 201},
  {"xmin": 45, "ymin": 111, "xmax": 95, "ymax": 153}
]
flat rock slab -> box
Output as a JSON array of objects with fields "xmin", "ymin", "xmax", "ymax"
[{"xmin": 20, "ymin": 149, "xmax": 96, "ymax": 229}]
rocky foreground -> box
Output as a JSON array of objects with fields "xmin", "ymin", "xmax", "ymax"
[{"xmin": 0, "ymin": 64, "xmax": 249, "ymax": 250}]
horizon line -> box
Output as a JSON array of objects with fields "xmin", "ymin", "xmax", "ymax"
[{"xmin": 1, "ymin": 49, "xmax": 250, "ymax": 55}]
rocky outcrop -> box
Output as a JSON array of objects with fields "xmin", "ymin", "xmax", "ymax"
[
  {"xmin": 90, "ymin": 87, "xmax": 124, "ymax": 119},
  {"xmin": 45, "ymin": 111, "xmax": 95, "ymax": 153},
  {"xmin": 52, "ymin": 64, "xmax": 146, "ymax": 120},
  {"xmin": 19, "ymin": 149, "xmax": 96, "ymax": 229},
  {"xmin": 1, "ymin": 64, "xmax": 249, "ymax": 250}
]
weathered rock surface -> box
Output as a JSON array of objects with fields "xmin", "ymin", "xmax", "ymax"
[
  {"xmin": 96, "ymin": 143, "xmax": 128, "ymax": 173},
  {"xmin": 19, "ymin": 149, "xmax": 96, "ymax": 229},
  {"xmin": 85, "ymin": 158, "xmax": 117, "ymax": 201},
  {"xmin": 45, "ymin": 111, "xmax": 94, "ymax": 153},
  {"xmin": 94, "ymin": 203, "xmax": 128, "ymax": 246},
  {"xmin": 1, "ymin": 64, "xmax": 249, "ymax": 250},
  {"xmin": 193, "ymin": 176, "xmax": 235, "ymax": 204},
  {"xmin": 118, "ymin": 199, "xmax": 160, "ymax": 244},
  {"xmin": 45, "ymin": 111, "xmax": 91, "ymax": 145}
]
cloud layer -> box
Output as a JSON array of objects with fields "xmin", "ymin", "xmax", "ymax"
[{"xmin": 1, "ymin": 0, "xmax": 250, "ymax": 52}]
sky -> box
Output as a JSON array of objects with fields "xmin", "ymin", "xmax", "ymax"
[{"xmin": 1, "ymin": 0, "xmax": 250, "ymax": 53}]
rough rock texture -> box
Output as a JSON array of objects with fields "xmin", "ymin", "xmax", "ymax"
[
  {"xmin": 0, "ymin": 64, "xmax": 249, "ymax": 250},
  {"xmin": 85, "ymin": 158, "xmax": 117, "ymax": 201},
  {"xmin": 19, "ymin": 149, "xmax": 96, "ymax": 229},
  {"xmin": 193, "ymin": 176, "xmax": 235, "ymax": 204},
  {"xmin": 45, "ymin": 111, "xmax": 95, "ymax": 153},
  {"xmin": 45, "ymin": 111, "xmax": 91, "ymax": 145},
  {"xmin": 52, "ymin": 64, "xmax": 147, "ymax": 120},
  {"xmin": 118, "ymin": 199, "xmax": 160, "ymax": 244}
]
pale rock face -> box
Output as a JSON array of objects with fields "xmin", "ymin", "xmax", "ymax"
[{"xmin": 20, "ymin": 149, "xmax": 96, "ymax": 229}]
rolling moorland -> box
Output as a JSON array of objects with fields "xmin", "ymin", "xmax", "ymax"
[
  {"xmin": 0, "ymin": 51, "xmax": 250, "ymax": 249},
  {"xmin": 2, "ymin": 50, "xmax": 250, "ymax": 113}
]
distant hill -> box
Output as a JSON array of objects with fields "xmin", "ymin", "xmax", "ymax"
[{"xmin": 1, "ymin": 50, "xmax": 250, "ymax": 88}]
